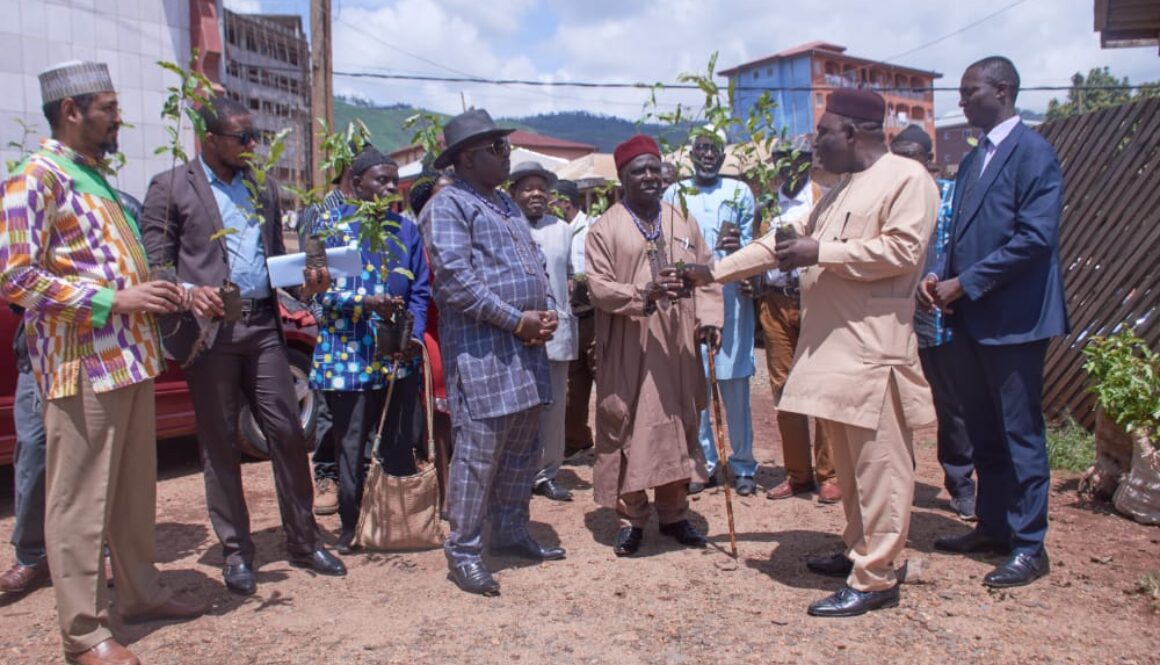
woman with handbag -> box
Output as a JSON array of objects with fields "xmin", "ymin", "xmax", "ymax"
[{"xmin": 308, "ymin": 149, "xmax": 431, "ymax": 554}]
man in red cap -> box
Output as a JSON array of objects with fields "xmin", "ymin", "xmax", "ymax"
[
  {"xmin": 685, "ymin": 89, "xmax": 938, "ymax": 616},
  {"xmin": 585, "ymin": 134, "xmax": 723, "ymax": 557}
]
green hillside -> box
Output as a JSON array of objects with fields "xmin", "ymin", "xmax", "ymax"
[{"xmin": 332, "ymin": 98, "xmax": 690, "ymax": 154}]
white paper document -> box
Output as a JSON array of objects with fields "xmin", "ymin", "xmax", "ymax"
[{"xmin": 267, "ymin": 246, "xmax": 364, "ymax": 288}]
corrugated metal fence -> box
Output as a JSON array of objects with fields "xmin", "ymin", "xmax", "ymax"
[{"xmin": 1038, "ymin": 97, "xmax": 1160, "ymax": 428}]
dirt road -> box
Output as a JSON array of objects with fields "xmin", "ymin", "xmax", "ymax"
[{"xmin": 1, "ymin": 373, "xmax": 1157, "ymax": 664}]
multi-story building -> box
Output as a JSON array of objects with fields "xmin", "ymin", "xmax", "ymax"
[
  {"xmin": 0, "ymin": 0, "xmax": 199, "ymax": 199},
  {"xmin": 718, "ymin": 41, "xmax": 941, "ymax": 148},
  {"xmin": 221, "ymin": 9, "xmax": 312, "ymax": 200}
]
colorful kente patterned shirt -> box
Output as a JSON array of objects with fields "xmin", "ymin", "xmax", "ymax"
[
  {"xmin": 0, "ymin": 139, "xmax": 163, "ymax": 399},
  {"xmin": 308, "ymin": 203, "xmax": 430, "ymax": 391}
]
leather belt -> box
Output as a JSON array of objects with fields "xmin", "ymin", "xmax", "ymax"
[{"xmin": 239, "ymin": 296, "xmax": 276, "ymax": 314}]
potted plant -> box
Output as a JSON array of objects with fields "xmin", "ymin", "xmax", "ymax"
[
  {"xmin": 1081, "ymin": 328, "xmax": 1160, "ymax": 524},
  {"xmin": 153, "ymin": 53, "xmax": 215, "ymax": 286}
]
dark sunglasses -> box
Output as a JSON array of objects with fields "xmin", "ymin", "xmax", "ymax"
[
  {"xmin": 467, "ymin": 137, "xmax": 512, "ymax": 157},
  {"xmin": 216, "ymin": 130, "xmax": 261, "ymax": 145}
]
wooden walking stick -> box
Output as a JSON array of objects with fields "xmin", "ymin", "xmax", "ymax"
[{"xmin": 707, "ymin": 349, "xmax": 739, "ymax": 558}]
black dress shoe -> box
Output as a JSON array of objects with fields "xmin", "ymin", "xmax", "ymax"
[
  {"xmin": 805, "ymin": 552, "xmax": 854, "ymax": 577},
  {"xmin": 807, "ymin": 585, "xmax": 900, "ymax": 617},
  {"xmin": 658, "ymin": 520, "xmax": 707, "ymax": 548},
  {"xmin": 449, "ymin": 561, "xmax": 500, "ymax": 596},
  {"xmin": 223, "ymin": 563, "xmax": 257, "ymax": 596},
  {"xmin": 688, "ymin": 474, "xmax": 720, "ymax": 495},
  {"xmin": 532, "ymin": 479, "xmax": 573, "ymax": 502},
  {"xmin": 933, "ymin": 529, "xmax": 1009, "ymax": 555},
  {"xmin": 613, "ymin": 527, "xmax": 643, "ymax": 557},
  {"xmin": 491, "ymin": 535, "xmax": 566, "ymax": 561},
  {"xmin": 984, "ymin": 551, "xmax": 1050, "ymax": 588},
  {"xmin": 334, "ymin": 531, "xmax": 359, "ymax": 552},
  {"xmin": 288, "ymin": 547, "xmax": 347, "ymax": 577}
]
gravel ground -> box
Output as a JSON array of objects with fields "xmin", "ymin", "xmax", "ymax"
[{"xmin": 1, "ymin": 351, "xmax": 1157, "ymax": 664}]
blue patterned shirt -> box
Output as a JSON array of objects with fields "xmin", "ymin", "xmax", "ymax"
[
  {"xmin": 915, "ymin": 178, "xmax": 955, "ymax": 348},
  {"xmin": 307, "ymin": 204, "xmax": 430, "ymax": 391}
]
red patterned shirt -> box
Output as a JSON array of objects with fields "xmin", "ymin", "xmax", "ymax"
[{"xmin": 0, "ymin": 139, "xmax": 163, "ymax": 399}]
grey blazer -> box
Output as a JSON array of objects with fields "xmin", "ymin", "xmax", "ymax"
[{"xmin": 140, "ymin": 159, "xmax": 285, "ymax": 364}]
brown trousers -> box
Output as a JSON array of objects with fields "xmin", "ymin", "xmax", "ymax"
[
  {"xmin": 617, "ymin": 480, "xmax": 689, "ymax": 528},
  {"xmin": 44, "ymin": 376, "xmax": 169, "ymax": 654},
  {"xmin": 821, "ymin": 377, "xmax": 916, "ymax": 592},
  {"xmin": 183, "ymin": 309, "xmax": 320, "ymax": 565},
  {"xmin": 758, "ymin": 291, "xmax": 835, "ymax": 486},
  {"xmin": 564, "ymin": 313, "xmax": 596, "ymax": 456}
]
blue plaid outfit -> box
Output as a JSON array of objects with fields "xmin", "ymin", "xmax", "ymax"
[{"xmin": 419, "ymin": 181, "xmax": 552, "ymax": 564}]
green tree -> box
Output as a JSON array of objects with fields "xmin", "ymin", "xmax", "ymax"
[{"xmin": 1046, "ymin": 66, "xmax": 1158, "ymax": 120}]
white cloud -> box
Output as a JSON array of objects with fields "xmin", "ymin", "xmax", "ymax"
[
  {"xmin": 329, "ymin": 0, "xmax": 1159, "ymax": 121},
  {"xmin": 223, "ymin": 0, "xmax": 262, "ymax": 13}
]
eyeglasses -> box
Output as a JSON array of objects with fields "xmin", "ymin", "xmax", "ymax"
[
  {"xmin": 467, "ymin": 137, "xmax": 512, "ymax": 158},
  {"xmin": 216, "ymin": 130, "xmax": 261, "ymax": 145}
]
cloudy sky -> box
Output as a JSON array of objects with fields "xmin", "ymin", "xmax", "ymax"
[{"xmin": 227, "ymin": 0, "xmax": 1157, "ymax": 121}]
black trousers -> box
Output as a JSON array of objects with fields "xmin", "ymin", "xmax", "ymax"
[
  {"xmin": 184, "ymin": 308, "xmax": 321, "ymax": 565},
  {"xmin": 324, "ymin": 372, "xmax": 425, "ymax": 536},
  {"xmin": 918, "ymin": 342, "xmax": 976, "ymax": 501}
]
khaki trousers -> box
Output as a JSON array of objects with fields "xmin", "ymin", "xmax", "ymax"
[
  {"xmin": 758, "ymin": 292, "xmax": 835, "ymax": 486},
  {"xmin": 617, "ymin": 480, "xmax": 688, "ymax": 528},
  {"xmin": 44, "ymin": 376, "xmax": 168, "ymax": 654},
  {"xmin": 821, "ymin": 377, "xmax": 915, "ymax": 592}
]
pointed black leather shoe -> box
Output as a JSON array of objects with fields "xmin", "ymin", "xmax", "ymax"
[
  {"xmin": 613, "ymin": 527, "xmax": 643, "ymax": 557},
  {"xmin": 449, "ymin": 561, "xmax": 500, "ymax": 596},
  {"xmin": 658, "ymin": 520, "xmax": 707, "ymax": 548},
  {"xmin": 806, "ymin": 552, "xmax": 854, "ymax": 577},
  {"xmin": 223, "ymin": 563, "xmax": 257, "ymax": 596},
  {"xmin": 288, "ymin": 547, "xmax": 347, "ymax": 576},
  {"xmin": 807, "ymin": 585, "xmax": 900, "ymax": 617},
  {"xmin": 933, "ymin": 529, "xmax": 1009, "ymax": 554},
  {"xmin": 532, "ymin": 479, "xmax": 573, "ymax": 501},
  {"xmin": 491, "ymin": 535, "xmax": 566, "ymax": 561},
  {"xmin": 984, "ymin": 551, "xmax": 1050, "ymax": 588}
]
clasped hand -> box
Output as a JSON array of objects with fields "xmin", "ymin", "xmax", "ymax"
[
  {"xmin": 774, "ymin": 236, "xmax": 819, "ymax": 271},
  {"xmin": 515, "ymin": 310, "xmax": 558, "ymax": 346},
  {"xmin": 916, "ymin": 274, "xmax": 964, "ymax": 314}
]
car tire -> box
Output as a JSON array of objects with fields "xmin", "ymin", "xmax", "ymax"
[{"xmin": 237, "ymin": 346, "xmax": 318, "ymax": 460}]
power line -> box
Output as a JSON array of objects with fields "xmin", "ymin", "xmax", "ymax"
[{"xmin": 334, "ymin": 71, "xmax": 1147, "ymax": 94}]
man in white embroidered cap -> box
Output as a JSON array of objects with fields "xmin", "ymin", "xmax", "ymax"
[{"xmin": 0, "ymin": 60, "xmax": 204, "ymax": 665}]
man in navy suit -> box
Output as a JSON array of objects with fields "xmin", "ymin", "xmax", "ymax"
[{"xmin": 920, "ymin": 56, "xmax": 1069, "ymax": 588}]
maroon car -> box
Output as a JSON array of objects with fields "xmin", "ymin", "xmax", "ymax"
[
  {"xmin": 0, "ymin": 293, "xmax": 451, "ymax": 466},
  {"xmin": 0, "ymin": 292, "xmax": 320, "ymax": 464}
]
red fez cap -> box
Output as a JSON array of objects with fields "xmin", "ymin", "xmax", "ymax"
[
  {"xmin": 826, "ymin": 88, "xmax": 886, "ymax": 123},
  {"xmin": 614, "ymin": 134, "xmax": 661, "ymax": 172}
]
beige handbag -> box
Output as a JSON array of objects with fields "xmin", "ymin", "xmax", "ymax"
[{"xmin": 355, "ymin": 348, "xmax": 445, "ymax": 551}]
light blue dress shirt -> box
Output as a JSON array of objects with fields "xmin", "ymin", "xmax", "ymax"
[
  {"xmin": 199, "ymin": 157, "xmax": 270, "ymax": 298},
  {"xmin": 663, "ymin": 177, "xmax": 756, "ymax": 380}
]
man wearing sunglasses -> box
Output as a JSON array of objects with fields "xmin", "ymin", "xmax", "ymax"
[
  {"xmin": 141, "ymin": 95, "xmax": 346, "ymax": 598},
  {"xmin": 420, "ymin": 109, "xmax": 562, "ymax": 596}
]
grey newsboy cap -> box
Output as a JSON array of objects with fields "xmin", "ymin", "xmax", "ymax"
[{"xmin": 39, "ymin": 60, "xmax": 115, "ymax": 104}]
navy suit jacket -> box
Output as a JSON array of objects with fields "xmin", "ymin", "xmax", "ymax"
[{"xmin": 937, "ymin": 121, "xmax": 1069, "ymax": 345}]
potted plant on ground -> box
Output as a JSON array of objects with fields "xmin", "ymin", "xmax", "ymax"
[{"xmin": 1081, "ymin": 328, "xmax": 1160, "ymax": 524}]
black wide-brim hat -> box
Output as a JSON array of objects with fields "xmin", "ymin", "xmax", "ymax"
[
  {"xmin": 433, "ymin": 108, "xmax": 515, "ymax": 169},
  {"xmin": 508, "ymin": 160, "xmax": 558, "ymax": 189}
]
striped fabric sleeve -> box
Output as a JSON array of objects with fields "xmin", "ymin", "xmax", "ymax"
[{"xmin": 0, "ymin": 163, "xmax": 106, "ymax": 328}]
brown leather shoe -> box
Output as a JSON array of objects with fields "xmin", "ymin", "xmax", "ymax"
[
  {"xmin": 67, "ymin": 638, "xmax": 140, "ymax": 665},
  {"xmin": 765, "ymin": 479, "xmax": 814, "ymax": 500},
  {"xmin": 122, "ymin": 596, "xmax": 208, "ymax": 624},
  {"xmin": 0, "ymin": 559, "xmax": 50, "ymax": 593},
  {"xmin": 817, "ymin": 482, "xmax": 842, "ymax": 504},
  {"xmin": 313, "ymin": 477, "xmax": 339, "ymax": 516}
]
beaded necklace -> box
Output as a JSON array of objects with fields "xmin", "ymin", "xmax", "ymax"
[
  {"xmin": 453, "ymin": 177, "xmax": 517, "ymax": 218},
  {"xmin": 624, "ymin": 202, "xmax": 662, "ymax": 242}
]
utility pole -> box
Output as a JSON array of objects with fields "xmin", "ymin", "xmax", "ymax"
[{"xmin": 310, "ymin": 0, "xmax": 333, "ymax": 189}]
